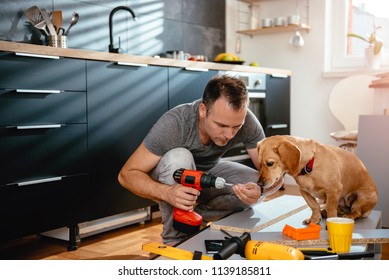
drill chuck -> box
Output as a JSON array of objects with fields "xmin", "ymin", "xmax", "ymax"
[{"xmin": 214, "ymin": 177, "xmax": 233, "ymax": 189}]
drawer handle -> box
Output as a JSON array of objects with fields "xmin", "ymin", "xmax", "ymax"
[
  {"xmin": 16, "ymin": 89, "xmax": 61, "ymax": 94},
  {"xmin": 116, "ymin": 62, "xmax": 148, "ymax": 67},
  {"xmin": 268, "ymin": 124, "xmax": 288, "ymax": 129},
  {"xmin": 17, "ymin": 176, "xmax": 63, "ymax": 187},
  {"xmin": 248, "ymin": 92, "xmax": 266, "ymax": 98},
  {"xmin": 270, "ymin": 73, "xmax": 288, "ymax": 78},
  {"xmin": 16, "ymin": 124, "xmax": 62, "ymax": 130},
  {"xmin": 184, "ymin": 67, "xmax": 209, "ymax": 72},
  {"xmin": 15, "ymin": 52, "xmax": 60, "ymax": 60}
]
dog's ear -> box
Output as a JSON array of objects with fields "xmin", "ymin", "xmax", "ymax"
[{"xmin": 276, "ymin": 141, "xmax": 301, "ymax": 174}]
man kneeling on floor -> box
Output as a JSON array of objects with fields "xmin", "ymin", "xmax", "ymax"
[{"xmin": 118, "ymin": 75, "xmax": 264, "ymax": 244}]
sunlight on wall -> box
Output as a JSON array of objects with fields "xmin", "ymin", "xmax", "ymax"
[{"xmin": 69, "ymin": 1, "xmax": 164, "ymax": 55}]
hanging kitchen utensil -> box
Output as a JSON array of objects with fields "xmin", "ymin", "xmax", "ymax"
[
  {"xmin": 39, "ymin": 8, "xmax": 56, "ymax": 36},
  {"xmin": 57, "ymin": 27, "xmax": 65, "ymax": 36},
  {"xmin": 51, "ymin": 10, "xmax": 63, "ymax": 31},
  {"xmin": 64, "ymin": 12, "xmax": 79, "ymax": 36},
  {"xmin": 290, "ymin": 31, "xmax": 304, "ymax": 48},
  {"xmin": 34, "ymin": 19, "xmax": 49, "ymax": 36},
  {"xmin": 25, "ymin": 6, "xmax": 44, "ymax": 26},
  {"xmin": 25, "ymin": 6, "xmax": 49, "ymax": 36}
]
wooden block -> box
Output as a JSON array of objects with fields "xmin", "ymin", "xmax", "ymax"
[
  {"xmin": 249, "ymin": 229, "xmax": 389, "ymax": 247},
  {"xmin": 210, "ymin": 195, "xmax": 309, "ymax": 233}
]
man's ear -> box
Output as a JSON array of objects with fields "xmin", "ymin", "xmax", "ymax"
[
  {"xmin": 276, "ymin": 141, "xmax": 301, "ymax": 174},
  {"xmin": 199, "ymin": 102, "xmax": 207, "ymax": 119}
]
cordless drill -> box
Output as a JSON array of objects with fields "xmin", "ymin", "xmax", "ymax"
[
  {"xmin": 172, "ymin": 168, "xmax": 234, "ymax": 235},
  {"xmin": 213, "ymin": 232, "xmax": 305, "ymax": 260}
]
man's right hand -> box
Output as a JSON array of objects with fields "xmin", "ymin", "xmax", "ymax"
[{"xmin": 164, "ymin": 184, "xmax": 200, "ymax": 211}]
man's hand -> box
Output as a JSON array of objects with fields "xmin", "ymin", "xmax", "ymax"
[
  {"xmin": 233, "ymin": 182, "xmax": 261, "ymax": 205},
  {"xmin": 164, "ymin": 184, "xmax": 200, "ymax": 211}
]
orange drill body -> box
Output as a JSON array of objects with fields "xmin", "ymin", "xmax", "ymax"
[
  {"xmin": 173, "ymin": 169, "xmax": 206, "ymax": 191},
  {"xmin": 172, "ymin": 168, "xmax": 232, "ymax": 234}
]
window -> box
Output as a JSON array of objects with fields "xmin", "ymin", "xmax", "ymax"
[{"xmin": 327, "ymin": 0, "xmax": 389, "ymax": 71}]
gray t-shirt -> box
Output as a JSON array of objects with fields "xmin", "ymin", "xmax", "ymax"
[{"xmin": 144, "ymin": 99, "xmax": 265, "ymax": 170}]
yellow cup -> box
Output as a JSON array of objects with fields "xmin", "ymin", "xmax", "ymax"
[{"xmin": 326, "ymin": 217, "xmax": 354, "ymax": 253}]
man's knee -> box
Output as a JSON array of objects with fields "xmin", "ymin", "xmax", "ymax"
[
  {"xmin": 150, "ymin": 148, "xmax": 196, "ymax": 185},
  {"xmin": 161, "ymin": 148, "xmax": 195, "ymax": 171}
]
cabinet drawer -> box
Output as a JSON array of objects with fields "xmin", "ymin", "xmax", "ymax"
[
  {"xmin": 0, "ymin": 124, "xmax": 87, "ymax": 186},
  {"xmin": 0, "ymin": 174, "xmax": 88, "ymax": 240},
  {"xmin": 0, "ymin": 52, "xmax": 86, "ymax": 91},
  {"xmin": 0, "ymin": 89, "xmax": 86, "ymax": 126}
]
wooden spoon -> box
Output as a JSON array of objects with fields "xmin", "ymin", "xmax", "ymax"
[{"xmin": 51, "ymin": 10, "xmax": 63, "ymax": 31}]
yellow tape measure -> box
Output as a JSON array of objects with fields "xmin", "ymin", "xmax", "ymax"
[{"xmin": 142, "ymin": 242, "xmax": 212, "ymax": 260}]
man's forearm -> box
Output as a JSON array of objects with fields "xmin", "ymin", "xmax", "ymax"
[{"xmin": 118, "ymin": 170, "xmax": 169, "ymax": 202}]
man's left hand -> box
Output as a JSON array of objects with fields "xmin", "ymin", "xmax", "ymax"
[{"xmin": 233, "ymin": 182, "xmax": 261, "ymax": 205}]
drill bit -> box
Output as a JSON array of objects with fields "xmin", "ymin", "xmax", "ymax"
[{"xmin": 214, "ymin": 177, "xmax": 234, "ymax": 189}]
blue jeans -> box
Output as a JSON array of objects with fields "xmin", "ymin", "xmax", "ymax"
[{"xmin": 150, "ymin": 148, "xmax": 259, "ymax": 244}]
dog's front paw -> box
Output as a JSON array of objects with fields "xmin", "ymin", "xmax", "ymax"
[
  {"xmin": 341, "ymin": 213, "xmax": 359, "ymax": 220},
  {"xmin": 303, "ymin": 216, "xmax": 321, "ymax": 225},
  {"xmin": 320, "ymin": 209, "xmax": 328, "ymax": 219}
]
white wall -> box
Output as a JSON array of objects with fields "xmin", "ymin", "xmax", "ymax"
[{"xmin": 226, "ymin": 0, "xmax": 343, "ymax": 145}]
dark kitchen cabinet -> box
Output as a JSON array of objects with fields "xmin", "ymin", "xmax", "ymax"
[
  {"xmin": 0, "ymin": 52, "xmax": 85, "ymax": 91},
  {"xmin": 86, "ymin": 61, "xmax": 168, "ymax": 221},
  {"xmin": 0, "ymin": 53, "xmax": 88, "ymax": 240},
  {"xmin": 168, "ymin": 67, "xmax": 217, "ymax": 108},
  {"xmin": 264, "ymin": 74, "xmax": 291, "ymax": 136}
]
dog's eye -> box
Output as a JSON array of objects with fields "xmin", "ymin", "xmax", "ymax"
[{"xmin": 266, "ymin": 161, "xmax": 274, "ymax": 167}]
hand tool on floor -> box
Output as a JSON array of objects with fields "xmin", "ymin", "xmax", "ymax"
[
  {"xmin": 142, "ymin": 240, "xmax": 375, "ymax": 260},
  {"xmin": 213, "ymin": 231, "xmax": 304, "ymax": 260},
  {"xmin": 142, "ymin": 242, "xmax": 212, "ymax": 260},
  {"xmin": 301, "ymin": 249, "xmax": 375, "ymax": 260},
  {"xmin": 142, "ymin": 238, "xmax": 303, "ymax": 261},
  {"xmin": 172, "ymin": 168, "xmax": 234, "ymax": 235}
]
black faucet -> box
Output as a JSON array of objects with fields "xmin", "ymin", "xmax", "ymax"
[{"xmin": 109, "ymin": 6, "xmax": 137, "ymax": 53}]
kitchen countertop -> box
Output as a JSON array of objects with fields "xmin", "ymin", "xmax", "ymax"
[{"xmin": 0, "ymin": 40, "xmax": 291, "ymax": 76}]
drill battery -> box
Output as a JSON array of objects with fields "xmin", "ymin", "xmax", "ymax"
[{"xmin": 173, "ymin": 208, "xmax": 203, "ymax": 235}]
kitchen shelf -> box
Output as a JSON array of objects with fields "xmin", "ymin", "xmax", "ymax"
[
  {"xmin": 237, "ymin": 23, "xmax": 311, "ymax": 36},
  {"xmin": 236, "ymin": 0, "xmax": 311, "ymax": 36}
]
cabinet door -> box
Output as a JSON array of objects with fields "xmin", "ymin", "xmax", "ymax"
[
  {"xmin": 0, "ymin": 52, "xmax": 86, "ymax": 91},
  {"xmin": 0, "ymin": 53, "xmax": 88, "ymax": 240},
  {"xmin": 168, "ymin": 68, "xmax": 217, "ymax": 108},
  {"xmin": 0, "ymin": 89, "xmax": 86, "ymax": 126},
  {"xmin": 0, "ymin": 174, "xmax": 88, "ymax": 240},
  {"xmin": 87, "ymin": 61, "xmax": 168, "ymax": 220},
  {"xmin": 0, "ymin": 124, "xmax": 87, "ymax": 186},
  {"xmin": 265, "ymin": 75, "xmax": 290, "ymax": 136}
]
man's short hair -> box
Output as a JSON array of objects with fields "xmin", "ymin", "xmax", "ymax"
[{"xmin": 202, "ymin": 75, "xmax": 248, "ymax": 114}]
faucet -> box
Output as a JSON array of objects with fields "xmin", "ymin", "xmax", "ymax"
[{"xmin": 109, "ymin": 6, "xmax": 137, "ymax": 53}]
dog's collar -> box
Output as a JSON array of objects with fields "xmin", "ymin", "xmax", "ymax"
[{"xmin": 298, "ymin": 157, "xmax": 315, "ymax": 176}]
